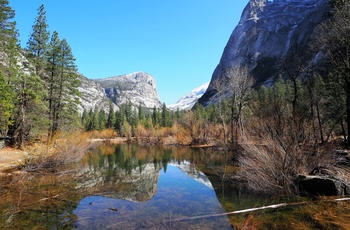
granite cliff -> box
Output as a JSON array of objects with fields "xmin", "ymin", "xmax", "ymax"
[
  {"xmin": 96, "ymin": 72, "xmax": 162, "ymax": 109},
  {"xmin": 199, "ymin": 0, "xmax": 330, "ymax": 106},
  {"xmin": 78, "ymin": 72, "xmax": 162, "ymax": 113}
]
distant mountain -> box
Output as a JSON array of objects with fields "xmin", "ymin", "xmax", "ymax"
[
  {"xmin": 77, "ymin": 75, "xmax": 118, "ymax": 113},
  {"xmin": 11, "ymin": 50, "xmax": 161, "ymax": 114},
  {"xmin": 168, "ymin": 82, "xmax": 209, "ymax": 111},
  {"xmin": 96, "ymin": 72, "xmax": 162, "ymax": 109},
  {"xmin": 78, "ymin": 72, "xmax": 162, "ymax": 113},
  {"xmin": 199, "ymin": 0, "xmax": 329, "ymax": 106}
]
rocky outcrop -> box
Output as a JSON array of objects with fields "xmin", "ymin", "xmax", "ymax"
[
  {"xmin": 78, "ymin": 75, "xmax": 118, "ymax": 113},
  {"xmin": 298, "ymin": 175, "xmax": 350, "ymax": 196},
  {"xmin": 78, "ymin": 72, "xmax": 163, "ymax": 113},
  {"xmin": 199, "ymin": 0, "xmax": 330, "ymax": 106},
  {"xmin": 96, "ymin": 72, "xmax": 162, "ymax": 109}
]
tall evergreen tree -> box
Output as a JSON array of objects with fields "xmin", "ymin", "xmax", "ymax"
[
  {"xmin": 0, "ymin": 0, "xmax": 15, "ymax": 54},
  {"xmin": 45, "ymin": 31, "xmax": 61, "ymax": 132},
  {"xmin": 115, "ymin": 106, "xmax": 126, "ymax": 136},
  {"xmin": 0, "ymin": 0, "xmax": 18, "ymax": 137},
  {"xmin": 12, "ymin": 72, "xmax": 47, "ymax": 147},
  {"xmin": 0, "ymin": 71, "xmax": 14, "ymax": 136},
  {"xmin": 106, "ymin": 102, "xmax": 116, "ymax": 129},
  {"xmin": 98, "ymin": 109, "xmax": 107, "ymax": 130},
  {"xmin": 43, "ymin": 31, "xmax": 80, "ymax": 136},
  {"xmin": 46, "ymin": 34, "xmax": 80, "ymax": 135},
  {"xmin": 27, "ymin": 4, "xmax": 49, "ymax": 77}
]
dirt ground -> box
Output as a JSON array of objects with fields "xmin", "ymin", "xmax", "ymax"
[{"xmin": 0, "ymin": 147, "xmax": 29, "ymax": 172}]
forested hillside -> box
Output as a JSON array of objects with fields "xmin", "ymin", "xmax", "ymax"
[{"xmin": 0, "ymin": 2, "xmax": 80, "ymax": 146}]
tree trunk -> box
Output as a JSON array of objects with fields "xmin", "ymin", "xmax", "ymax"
[
  {"xmin": 316, "ymin": 102, "xmax": 324, "ymax": 143},
  {"xmin": 346, "ymin": 81, "xmax": 350, "ymax": 145}
]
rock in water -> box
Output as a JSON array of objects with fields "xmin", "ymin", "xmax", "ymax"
[{"xmin": 298, "ymin": 175, "xmax": 350, "ymax": 196}]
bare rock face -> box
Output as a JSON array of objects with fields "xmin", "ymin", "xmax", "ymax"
[
  {"xmin": 78, "ymin": 72, "xmax": 162, "ymax": 113},
  {"xmin": 96, "ymin": 72, "xmax": 162, "ymax": 109},
  {"xmin": 78, "ymin": 75, "xmax": 117, "ymax": 113},
  {"xmin": 199, "ymin": 0, "xmax": 329, "ymax": 106}
]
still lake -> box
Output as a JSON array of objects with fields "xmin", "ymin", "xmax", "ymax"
[
  {"xmin": 73, "ymin": 144, "xmax": 235, "ymax": 229},
  {"xmin": 2, "ymin": 143, "xmax": 349, "ymax": 229}
]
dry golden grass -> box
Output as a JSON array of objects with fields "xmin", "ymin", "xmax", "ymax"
[{"xmin": 23, "ymin": 131, "xmax": 96, "ymax": 173}]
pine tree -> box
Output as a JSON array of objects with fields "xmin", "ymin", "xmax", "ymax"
[
  {"xmin": 161, "ymin": 103, "xmax": 172, "ymax": 127},
  {"xmin": 45, "ymin": 31, "xmax": 61, "ymax": 133},
  {"xmin": 54, "ymin": 38, "xmax": 80, "ymax": 132},
  {"xmin": 45, "ymin": 32, "xmax": 80, "ymax": 135},
  {"xmin": 27, "ymin": 4, "xmax": 49, "ymax": 77},
  {"xmin": 0, "ymin": 71, "xmax": 14, "ymax": 136},
  {"xmin": 0, "ymin": 0, "xmax": 18, "ymax": 137},
  {"xmin": 12, "ymin": 72, "xmax": 47, "ymax": 146},
  {"xmin": 98, "ymin": 109, "xmax": 107, "ymax": 130},
  {"xmin": 138, "ymin": 103, "xmax": 145, "ymax": 123},
  {"xmin": 115, "ymin": 106, "xmax": 126, "ymax": 136},
  {"xmin": 0, "ymin": 0, "xmax": 15, "ymax": 54},
  {"xmin": 106, "ymin": 102, "xmax": 116, "ymax": 129}
]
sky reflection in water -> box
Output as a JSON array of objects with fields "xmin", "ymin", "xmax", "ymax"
[{"xmin": 73, "ymin": 164, "xmax": 232, "ymax": 229}]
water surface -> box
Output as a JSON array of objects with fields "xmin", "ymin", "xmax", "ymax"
[
  {"xmin": 1, "ymin": 143, "xmax": 350, "ymax": 229},
  {"xmin": 74, "ymin": 163, "xmax": 232, "ymax": 229}
]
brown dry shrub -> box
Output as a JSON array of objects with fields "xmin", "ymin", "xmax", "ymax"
[
  {"xmin": 86, "ymin": 129, "xmax": 117, "ymax": 140},
  {"xmin": 99, "ymin": 129, "xmax": 118, "ymax": 140},
  {"xmin": 174, "ymin": 125, "xmax": 192, "ymax": 145},
  {"xmin": 238, "ymin": 133, "xmax": 300, "ymax": 194},
  {"xmin": 136, "ymin": 124, "xmax": 150, "ymax": 138},
  {"xmin": 237, "ymin": 128, "xmax": 348, "ymax": 195},
  {"xmin": 23, "ymin": 131, "xmax": 96, "ymax": 173}
]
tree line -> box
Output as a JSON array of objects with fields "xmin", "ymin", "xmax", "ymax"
[
  {"xmin": 81, "ymin": 102, "xmax": 177, "ymax": 137},
  {"xmin": 0, "ymin": 2, "xmax": 80, "ymax": 147}
]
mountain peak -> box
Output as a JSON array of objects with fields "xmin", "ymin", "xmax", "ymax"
[
  {"xmin": 97, "ymin": 72, "xmax": 162, "ymax": 109},
  {"xmin": 199, "ymin": 0, "xmax": 329, "ymax": 106},
  {"xmin": 169, "ymin": 82, "xmax": 209, "ymax": 111}
]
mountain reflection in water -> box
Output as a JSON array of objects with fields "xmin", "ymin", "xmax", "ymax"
[{"xmin": 73, "ymin": 144, "xmax": 233, "ymax": 229}]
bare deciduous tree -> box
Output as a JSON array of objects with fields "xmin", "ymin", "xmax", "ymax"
[{"xmin": 314, "ymin": 1, "xmax": 350, "ymax": 143}]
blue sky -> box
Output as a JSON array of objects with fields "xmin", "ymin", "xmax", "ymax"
[{"xmin": 10, "ymin": 0, "xmax": 249, "ymax": 105}]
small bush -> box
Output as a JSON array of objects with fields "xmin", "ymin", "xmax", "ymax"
[
  {"xmin": 237, "ymin": 129, "xmax": 348, "ymax": 195},
  {"xmin": 23, "ymin": 131, "xmax": 96, "ymax": 173}
]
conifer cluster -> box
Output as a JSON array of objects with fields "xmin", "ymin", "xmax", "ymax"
[{"xmin": 0, "ymin": 2, "xmax": 80, "ymax": 147}]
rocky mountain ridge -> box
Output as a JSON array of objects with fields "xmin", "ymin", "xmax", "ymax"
[
  {"xmin": 199, "ymin": 0, "xmax": 330, "ymax": 106},
  {"xmin": 78, "ymin": 72, "xmax": 162, "ymax": 113},
  {"xmin": 96, "ymin": 72, "xmax": 162, "ymax": 109},
  {"xmin": 168, "ymin": 82, "xmax": 209, "ymax": 111}
]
